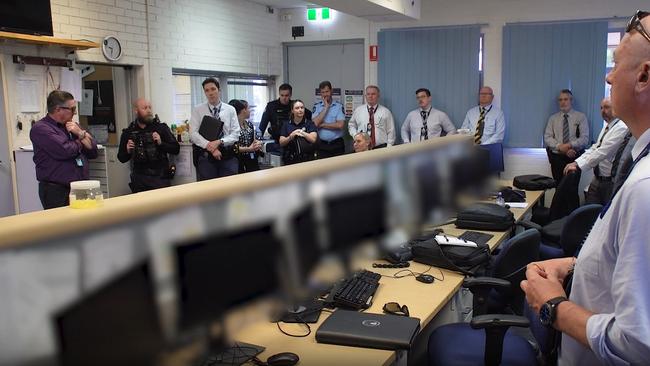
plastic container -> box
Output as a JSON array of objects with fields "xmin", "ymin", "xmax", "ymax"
[{"xmin": 69, "ymin": 180, "xmax": 104, "ymax": 209}]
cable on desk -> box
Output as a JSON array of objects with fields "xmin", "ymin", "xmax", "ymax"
[{"xmin": 382, "ymin": 265, "xmax": 445, "ymax": 282}]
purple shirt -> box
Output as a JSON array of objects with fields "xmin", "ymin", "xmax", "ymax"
[{"xmin": 29, "ymin": 115, "xmax": 98, "ymax": 186}]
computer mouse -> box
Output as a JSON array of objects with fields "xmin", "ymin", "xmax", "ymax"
[
  {"xmin": 267, "ymin": 352, "xmax": 300, "ymax": 366},
  {"xmin": 416, "ymin": 274, "xmax": 435, "ymax": 284}
]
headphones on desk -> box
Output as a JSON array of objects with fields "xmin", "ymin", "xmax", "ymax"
[{"xmin": 373, "ymin": 262, "xmax": 410, "ymax": 268}]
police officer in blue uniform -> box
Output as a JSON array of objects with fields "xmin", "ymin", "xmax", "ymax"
[{"xmin": 312, "ymin": 81, "xmax": 346, "ymax": 159}]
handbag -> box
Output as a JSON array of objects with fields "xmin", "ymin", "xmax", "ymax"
[
  {"xmin": 455, "ymin": 203, "xmax": 515, "ymax": 231},
  {"xmin": 411, "ymin": 233, "xmax": 490, "ymax": 275}
]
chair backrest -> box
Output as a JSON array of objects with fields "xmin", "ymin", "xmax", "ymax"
[
  {"xmin": 548, "ymin": 171, "xmax": 580, "ymax": 221},
  {"xmin": 561, "ymin": 204, "xmax": 602, "ymax": 256},
  {"xmin": 491, "ymin": 229, "xmax": 541, "ymax": 314}
]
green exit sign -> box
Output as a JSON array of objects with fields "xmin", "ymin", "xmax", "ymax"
[{"xmin": 307, "ymin": 8, "xmax": 331, "ymax": 21}]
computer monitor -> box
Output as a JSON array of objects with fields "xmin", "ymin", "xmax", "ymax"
[
  {"xmin": 414, "ymin": 159, "xmax": 442, "ymax": 222},
  {"xmin": 54, "ymin": 260, "xmax": 164, "ymax": 366},
  {"xmin": 289, "ymin": 204, "xmax": 322, "ymax": 282},
  {"xmin": 175, "ymin": 223, "xmax": 283, "ymax": 333},
  {"xmin": 479, "ymin": 143, "xmax": 505, "ymax": 175},
  {"xmin": 325, "ymin": 187, "xmax": 387, "ymax": 253}
]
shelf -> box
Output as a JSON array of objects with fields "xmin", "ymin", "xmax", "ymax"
[{"xmin": 0, "ymin": 31, "xmax": 99, "ymax": 50}]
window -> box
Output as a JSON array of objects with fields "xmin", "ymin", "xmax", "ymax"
[
  {"xmin": 172, "ymin": 70, "xmax": 274, "ymax": 130},
  {"xmin": 605, "ymin": 30, "xmax": 624, "ymax": 97}
]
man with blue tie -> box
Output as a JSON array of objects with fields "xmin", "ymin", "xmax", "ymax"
[
  {"xmin": 461, "ymin": 86, "xmax": 506, "ymax": 145},
  {"xmin": 312, "ymin": 81, "xmax": 346, "ymax": 159},
  {"xmin": 189, "ymin": 77, "xmax": 240, "ymax": 180}
]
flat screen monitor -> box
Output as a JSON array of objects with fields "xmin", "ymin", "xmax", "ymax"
[
  {"xmin": 479, "ymin": 143, "xmax": 505, "ymax": 174},
  {"xmin": 0, "ymin": 0, "xmax": 53, "ymax": 36},
  {"xmin": 326, "ymin": 188, "xmax": 387, "ymax": 253},
  {"xmin": 54, "ymin": 261, "xmax": 164, "ymax": 366},
  {"xmin": 175, "ymin": 223, "xmax": 282, "ymax": 332},
  {"xmin": 289, "ymin": 204, "xmax": 322, "ymax": 281}
]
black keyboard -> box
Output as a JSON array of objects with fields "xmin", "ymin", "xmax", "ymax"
[
  {"xmin": 459, "ymin": 231, "xmax": 494, "ymax": 246},
  {"xmin": 330, "ymin": 270, "xmax": 381, "ymax": 309}
]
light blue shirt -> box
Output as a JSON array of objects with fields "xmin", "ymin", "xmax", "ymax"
[
  {"xmin": 560, "ymin": 128, "xmax": 650, "ymax": 365},
  {"xmin": 461, "ymin": 104, "xmax": 506, "ymax": 144},
  {"xmin": 313, "ymin": 100, "xmax": 345, "ymax": 142}
]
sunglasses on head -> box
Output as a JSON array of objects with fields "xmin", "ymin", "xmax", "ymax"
[
  {"xmin": 627, "ymin": 10, "xmax": 650, "ymax": 44},
  {"xmin": 383, "ymin": 302, "xmax": 409, "ymax": 317}
]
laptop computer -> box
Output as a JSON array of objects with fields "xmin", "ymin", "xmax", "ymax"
[{"xmin": 316, "ymin": 309, "xmax": 420, "ymax": 350}]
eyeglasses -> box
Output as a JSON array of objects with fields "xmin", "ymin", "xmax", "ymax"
[
  {"xmin": 383, "ymin": 302, "xmax": 409, "ymax": 317},
  {"xmin": 627, "ymin": 10, "xmax": 650, "ymax": 44},
  {"xmin": 59, "ymin": 105, "xmax": 77, "ymax": 113}
]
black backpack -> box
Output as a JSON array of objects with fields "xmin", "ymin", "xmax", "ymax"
[
  {"xmin": 513, "ymin": 174, "xmax": 556, "ymax": 190},
  {"xmin": 455, "ymin": 203, "xmax": 515, "ymax": 231},
  {"xmin": 411, "ymin": 234, "xmax": 490, "ymax": 275}
]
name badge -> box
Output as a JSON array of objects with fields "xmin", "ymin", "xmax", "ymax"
[{"xmin": 75, "ymin": 157, "xmax": 84, "ymax": 167}]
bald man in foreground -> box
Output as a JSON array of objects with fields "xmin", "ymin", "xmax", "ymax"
[
  {"xmin": 461, "ymin": 86, "xmax": 506, "ymax": 145},
  {"xmin": 521, "ymin": 11, "xmax": 650, "ymax": 364},
  {"xmin": 118, "ymin": 98, "xmax": 180, "ymax": 193}
]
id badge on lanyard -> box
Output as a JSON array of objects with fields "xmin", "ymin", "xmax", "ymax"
[{"xmin": 75, "ymin": 156, "xmax": 84, "ymax": 167}]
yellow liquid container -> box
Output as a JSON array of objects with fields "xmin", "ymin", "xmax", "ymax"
[{"xmin": 69, "ymin": 180, "xmax": 104, "ymax": 209}]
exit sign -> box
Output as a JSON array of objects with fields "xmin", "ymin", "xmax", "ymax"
[{"xmin": 307, "ymin": 8, "xmax": 331, "ymax": 21}]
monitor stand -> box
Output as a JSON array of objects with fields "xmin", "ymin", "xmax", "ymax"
[{"xmin": 280, "ymin": 299, "xmax": 324, "ymax": 324}]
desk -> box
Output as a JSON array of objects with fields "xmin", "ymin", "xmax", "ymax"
[
  {"xmin": 231, "ymin": 185, "xmax": 545, "ymax": 365},
  {"xmin": 234, "ymin": 262, "xmax": 464, "ymax": 366}
]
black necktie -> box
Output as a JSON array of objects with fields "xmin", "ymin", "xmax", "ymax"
[
  {"xmin": 475, "ymin": 107, "xmax": 486, "ymax": 145},
  {"xmin": 420, "ymin": 110, "xmax": 429, "ymax": 140},
  {"xmin": 562, "ymin": 113, "xmax": 570, "ymax": 143}
]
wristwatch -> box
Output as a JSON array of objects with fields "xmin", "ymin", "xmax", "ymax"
[
  {"xmin": 539, "ymin": 296, "xmax": 568, "ymax": 327},
  {"xmin": 79, "ymin": 130, "xmax": 87, "ymax": 140}
]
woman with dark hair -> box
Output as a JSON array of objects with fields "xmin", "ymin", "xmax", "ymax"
[
  {"xmin": 279, "ymin": 100, "xmax": 318, "ymax": 165},
  {"xmin": 229, "ymin": 99, "xmax": 262, "ymax": 173}
]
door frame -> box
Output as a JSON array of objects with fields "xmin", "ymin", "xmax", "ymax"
[{"xmin": 0, "ymin": 57, "xmax": 19, "ymax": 215}]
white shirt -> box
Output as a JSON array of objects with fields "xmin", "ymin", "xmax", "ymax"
[
  {"xmin": 190, "ymin": 101, "xmax": 240, "ymax": 149},
  {"xmin": 575, "ymin": 119, "xmax": 628, "ymax": 177},
  {"xmin": 348, "ymin": 104, "xmax": 395, "ymax": 146},
  {"xmin": 461, "ymin": 104, "xmax": 506, "ymax": 144},
  {"xmin": 401, "ymin": 107, "xmax": 456, "ymax": 143},
  {"xmin": 560, "ymin": 128, "xmax": 650, "ymax": 365}
]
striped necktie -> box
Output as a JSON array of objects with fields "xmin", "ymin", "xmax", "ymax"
[
  {"xmin": 474, "ymin": 107, "xmax": 486, "ymax": 145},
  {"xmin": 562, "ymin": 113, "xmax": 570, "ymax": 143}
]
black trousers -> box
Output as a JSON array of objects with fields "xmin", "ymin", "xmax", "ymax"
[
  {"xmin": 238, "ymin": 156, "xmax": 260, "ymax": 173},
  {"xmin": 317, "ymin": 138, "xmax": 345, "ymax": 159},
  {"xmin": 38, "ymin": 181, "xmax": 70, "ymax": 209},
  {"xmin": 585, "ymin": 176, "xmax": 614, "ymax": 205},
  {"xmin": 547, "ymin": 150, "xmax": 576, "ymax": 184},
  {"xmin": 129, "ymin": 173, "xmax": 171, "ymax": 193}
]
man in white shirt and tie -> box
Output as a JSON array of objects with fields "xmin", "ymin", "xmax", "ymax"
[
  {"xmin": 401, "ymin": 88, "xmax": 456, "ymax": 143},
  {"xmin": 461, "ymin": 86, "xmax": 506, "ymax": 145},
  {"xmin": 563, "ymin": 98, "xmax": 629, "ymax": 204},
  {"xmin": 347, "ymin": 85, "xmax": 395, "ymax": 148},
  {"xmin": 190, "ymin": 77, "xmax": 240, "ymax": 180}
]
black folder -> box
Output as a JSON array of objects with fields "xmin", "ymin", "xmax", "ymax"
[{"xmin": 198, "ymin": 115, "xmax": 224, "ymax": 141}]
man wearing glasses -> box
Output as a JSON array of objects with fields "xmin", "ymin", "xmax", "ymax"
[
  {"xmin": 401, "ymin": 88, "xmax": 456, "ymax": 143},
  {"xmin": 461, "ymin": 86, "xmax": 506, "ymax": 145},
  {"xmin": 544, "ymin": 89, "xmax": 590, "ymax": 183},
  {"xmin": 30, "ymin": 90, "xmax": 98, "ymax": 209},
  {"xmin": 347, "ymin": 85, "xmax": 395, "ymax": 149},
  {"xmin": 521, "ymin": 11, "xmax": 650, "ymax": 365}
]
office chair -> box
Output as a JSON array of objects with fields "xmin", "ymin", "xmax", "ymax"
[
  {"xmin": 485, "ymin": 229, "xmax": 541, "ymax": 315},
  {"xmin": 530, "ymin": 171, "xmax": 580, "ymax": 226},
  {"xmin": 520, "ymin": 204, "xmax": 602, "ymax": 260},
  {"xmin": 428, "ymin": 281, "xmax": 543, "ymax": 366}
]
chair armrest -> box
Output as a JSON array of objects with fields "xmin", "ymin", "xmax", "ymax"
[
  {"xmin": 516, "ymin": 220, "xmax": 542, "ymax": 231},
  {"xmin": 470, "ymin": 314, "xmax": 531, "ymax": 366},
  {"xmin": 470, "ymin": 314, "xmax": 530, "ymax": 330},
  {"xmin": 463, "ymin": 277, "xmax": 511, "ymax": 291}
]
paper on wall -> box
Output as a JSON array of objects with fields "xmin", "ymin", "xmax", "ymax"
[
  {"xmin": 16, "ymin": 76, "xmax": 40, "ymax": 113},
  {"xmin": 60, "ymin": 68, "xmax": 82, "ymax": 100},
  {"xmin": 174, "ymin": 147, "xmax": 192, "ymax": 177},
  {"xmin": 79, "ymin": 89, "xmax": 93, "ymax": 116}
]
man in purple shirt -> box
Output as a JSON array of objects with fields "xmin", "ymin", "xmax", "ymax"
[{"xmin": 30, "ymin": 90, "xmax": 98, "ymax": 209}]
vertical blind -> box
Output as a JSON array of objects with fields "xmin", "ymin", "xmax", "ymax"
[
  {"xmin": 378, "ymin": 26, "xmax": 481, "ymax": 142},
  {"xmin": 502, "ymin": 21, "xmax": 608, "ymax": 147}
]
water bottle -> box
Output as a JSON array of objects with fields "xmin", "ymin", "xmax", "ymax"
[{"xmin": 496, "ymin": 192, "xmax": 505, "ymax": 207}]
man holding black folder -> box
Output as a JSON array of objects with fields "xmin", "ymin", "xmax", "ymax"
[{"xmin": 190, "ymin": 77, "xmax": 240, "ymax": 180}]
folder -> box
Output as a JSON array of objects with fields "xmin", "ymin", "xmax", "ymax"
[{"xmin": 198, "ymin": 115, "xmax": 224, "ymax": 142}]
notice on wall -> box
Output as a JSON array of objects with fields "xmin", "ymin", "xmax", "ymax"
[
  {"xmin": 174, "ymin": 147, "xmax": 192, "ymax": 177},
  {"xmin": 79, "ymin": 89, "xmax": 94, "ymax": 116},
  {"xmin": 344, "ymin": 89, "xmax": 364, "ymax": 119},
  {"xmin": 16, "ymin": 76, "xmax": 41, "ymax": 113}
]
